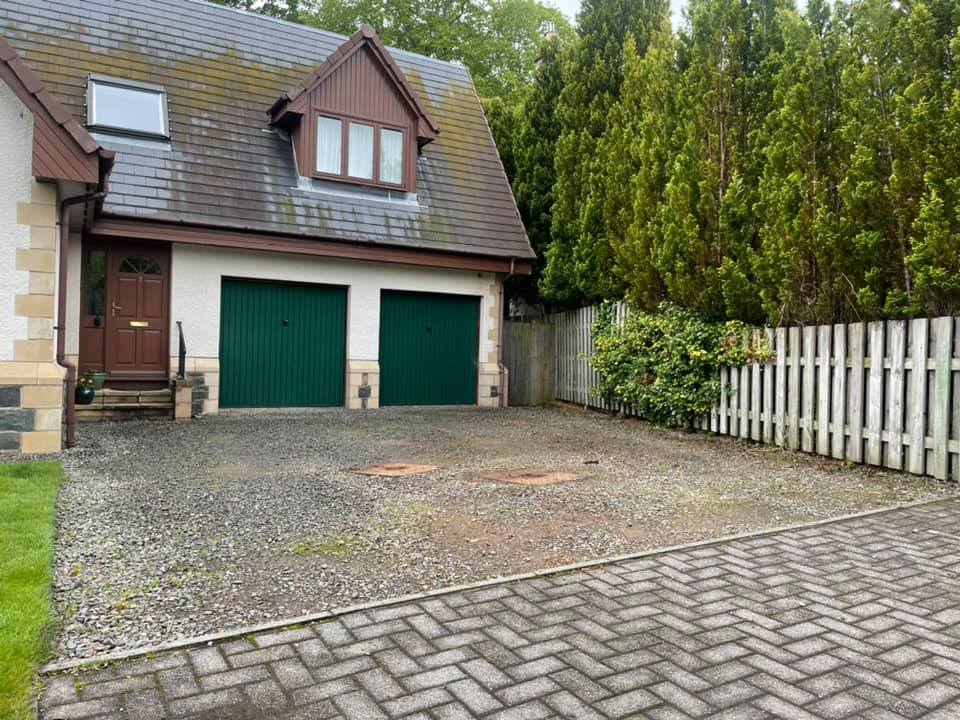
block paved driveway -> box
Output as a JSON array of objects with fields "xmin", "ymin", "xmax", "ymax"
[{"xmin": 42, "ymin": 498, "xmax": 960, "ymax": 720}]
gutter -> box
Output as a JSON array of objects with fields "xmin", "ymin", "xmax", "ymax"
[
  {"xmin": 497, "ymin": 258, "xmax": 516, "ymax": 408},
  {"xmin": 57, "ymin": 191, "xmax": 107, "ymax": 448}
]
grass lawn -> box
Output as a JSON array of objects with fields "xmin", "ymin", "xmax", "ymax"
[{"xmin": 0, "ymin": 462, "xmax": 62, "ymax": 720}]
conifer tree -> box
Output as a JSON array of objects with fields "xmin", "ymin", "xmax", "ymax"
[
  {"xmin": 753, "ymin": 2, "xmax": 851, "ymax": 324},
  {"xmin": 659, "ymin": 0, "xmax": 770, "ymax": 319},
  {"xmin": 901, "ymin": 1, "xmax": 960, "ymax": 315},
  {"xmin": 511, "ymin": 37, "xmax": 565, "ymax": 304},
  {"xmin": 595, "ymin": 23, "xmax": 676, "ymax": 310},
  {"xmin": 541, "ymin": 0, "xmax": 670, "ymax": 304}
]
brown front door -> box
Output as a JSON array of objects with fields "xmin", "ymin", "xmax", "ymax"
[{"xmin": 102, "ymin": 245, "xmax": 170, "ymax": 381}]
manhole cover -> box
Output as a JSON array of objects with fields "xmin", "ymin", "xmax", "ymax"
[
  {"xmin": 352, "ymin": 463, "xmax": 438, "ymax": 477},
  {"xmin": 482, "ymin": 469, "xmax": 577, "ymax": 485}
]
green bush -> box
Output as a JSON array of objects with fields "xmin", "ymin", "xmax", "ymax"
[{"xmin": 591, "ymin": 303, "xmax": 760, "ymax": 427}]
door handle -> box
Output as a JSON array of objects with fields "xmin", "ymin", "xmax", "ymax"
[{"xmin": 111, "ymin": 301, "xmax": 122, "ymax": 317}]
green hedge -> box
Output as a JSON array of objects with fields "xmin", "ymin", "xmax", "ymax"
[{"xmin": 591, "ymin": 303, "xmax": 766, "ymax": 428}]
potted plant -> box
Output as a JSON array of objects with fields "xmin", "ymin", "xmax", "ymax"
[
  {"xmin": 75, "ymin": 373, "xmax": 95, "ymax": 405},
  {"xmin": 90, "ymin": 371, "xmax": 107, "ymax": 389}
]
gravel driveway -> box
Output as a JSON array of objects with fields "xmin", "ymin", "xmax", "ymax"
[{"xmin": 54, "ymin": 405, "xmax": 952, "ymax": 659}]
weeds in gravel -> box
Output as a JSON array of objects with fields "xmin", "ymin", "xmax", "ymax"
[
  {"xmin": 0, "ymin": 462, "xmax": 62, "ymax": 720},
  {"xmin": 290, "ymin": 535, "xmax": 358, "ymax": 557}
]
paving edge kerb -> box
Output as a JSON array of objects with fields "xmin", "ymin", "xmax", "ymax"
[{"xmin": 41, "ymin": 493, "xmax": 960, "ymax": 675}]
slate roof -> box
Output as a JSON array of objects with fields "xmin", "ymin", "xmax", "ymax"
[{"xmin": 0, "ymin": 0, "xmax": 534, "ymax": 260}]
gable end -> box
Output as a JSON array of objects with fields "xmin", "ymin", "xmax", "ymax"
[{"xmin": 0, "ymin": 36, "xmax": 112, "ymax": 184}]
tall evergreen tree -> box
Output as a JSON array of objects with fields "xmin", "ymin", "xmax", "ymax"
[
  {"xmin": 511, "ymin": 37, "xmax": 566, "ymax": 304},
  {"xmin": 594, "ymin": 24, "xmax": 677, "ymax": 310},
  {"xmin": 541, "ymin": 0, "xmax": 670, "ymax": 304},
  {"xmin": 657, "ymin": 0, "xmax": 786, "ymax": 319},
  {"xmin": 901, "ymin": 0, "xmax": 960, "ymax": 315},
  {"xmin": 753, "ymin": 1, "xmax": 852, "ymax": 324}
]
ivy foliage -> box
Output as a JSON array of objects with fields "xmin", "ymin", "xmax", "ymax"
[{"xmin": 591, "ymin": 303, "xmax": 754, "ymax": 427}]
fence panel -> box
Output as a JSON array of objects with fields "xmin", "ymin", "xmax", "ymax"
[
  {"xmin": 504, "ymin": 320, "xmax": 556, "ymax": 406},
  {"xmin": 547, "ymin": 305, "xmax": 958, "ymax": 481},
  {"xmin": 831, "ymin": 324, "xmax": 846, "ymax": 460}
]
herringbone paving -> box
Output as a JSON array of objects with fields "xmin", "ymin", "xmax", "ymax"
[{"xmin": 41, "ymin": 499, "xmax": 960, "ymax": 719}]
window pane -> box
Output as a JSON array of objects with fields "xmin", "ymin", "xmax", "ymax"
[
  {"xmin": 83, "ymin": 250, "xmax": 105, "ymax": 316},
  {"xmin": 348, "ymin": 122, "xmax": 374, "ymax": 179},
  {"xmin": 380, "ymin": 128, "xmax": 403, "ymax": 185},
  {"xmin": 316, "ymin": 116, "xmax": 342, "ymax": 175},
  {"xmin": 119, "ymin": 255, "xmax": 161, "ymax": 275},
  {"xmin": 90, "ymin": 81, "xmax": 165, "ymax": 135}
]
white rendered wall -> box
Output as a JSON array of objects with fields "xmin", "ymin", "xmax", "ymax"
[
  {"xmin": 170, "ymin": 244, "xmax": 498, "ymax": 363},
  {"xmin": 65, "ymin": 233, "xmax": 82, "ymax": 356},
  {"xmin": 0, "ymin": 82, "xmax": 35, "ymax": 361}
]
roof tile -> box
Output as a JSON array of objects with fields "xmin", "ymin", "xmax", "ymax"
[{"xmin": 1, "ymin": 0, "xmax": 532, "ymax": 260}]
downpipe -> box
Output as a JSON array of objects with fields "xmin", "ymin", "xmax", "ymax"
[
  {"xmin": 57, "ymin": 191, "xmax": 106, "ymax": 448},
  {"xmin": 497, "ymin": 258, "xmax": 515, "ymax": 408}
]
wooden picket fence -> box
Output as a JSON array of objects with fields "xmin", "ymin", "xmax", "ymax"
[
  {"xmin": 503, "ymin": 320, "xmax": 556, "ymax": 406},
  {"xmin": 549, "ymin": 303, "xmax": 960, "ymax": 481}
]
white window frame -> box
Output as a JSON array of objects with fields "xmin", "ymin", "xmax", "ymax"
[
  {"xmin": 86, "ymin": 74, "xmax": 169, "ymax": 138},
  {"xmin": 347, "ymin": 121, "xmax": 375, "ymax": 180},
  {"xmin": 379, "ymin": 127, "xmax": 404, "ymax": 186},
  {"xmin": 315, "ymin": 116, "xmax": 343, "ymax": 175},
  {"xmin": 312, "ymin": 112, "xmax": 406, "ymax": 188}
]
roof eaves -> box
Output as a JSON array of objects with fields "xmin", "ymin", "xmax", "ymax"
[{"xmin": 0, "ymin": 35, "xmax": 114, "ymax": 183}]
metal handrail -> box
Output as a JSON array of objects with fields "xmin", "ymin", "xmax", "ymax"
[{"xmin": 176, "ymin": 321, "xmax": 186, "ymax": 380}]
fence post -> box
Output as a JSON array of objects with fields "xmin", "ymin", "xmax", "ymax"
[
  {"xmin": 788, "ymin": 326, "xmax": 801, "ymax": 450},
  {"xmin": 751, "ymin": 330, "xmax": 762, "ymax": 441},
  {"xmin": 866, "ymin": 321, "xmax": 885, "ymax": 466},
  {"xmin": 802, "ymin": 326, "xmax": 816, "ymax": 452},
  {"xmin": 831, "ymin": 323, "xmax": 846, "ymax": 459},
  {"xmin": 886, "ymin": 320, "xmax": 906, "ymax": 470},
  {"xmin": 847, "ymin": 323, "xmax": 865, "ymax": 463},
  {"xmin": 908, "ymin": 318, "xmax": 929, "ymax": 475},
  {"xmin": 775, "ymin": 327, "xmax": 786, "ymax": 446},
  {"xmin": 817, "ymin": 324, "xmax": 832, "ymax": 455},
  {"xmin": 763, "ymin": 328, "xmax": 774, "ymax": 444},
  {"xmin": 932, "ymin": 316, "xmax": 953, "ymax": 480}
]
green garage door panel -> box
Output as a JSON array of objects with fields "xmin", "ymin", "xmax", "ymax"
[
  {"xmin": 380, "ymin": 291, "xmax": 480, "ymax": 406},
  {"xmin": 220, "ymin": 279, "xmax": 346, "ymax": 408}
]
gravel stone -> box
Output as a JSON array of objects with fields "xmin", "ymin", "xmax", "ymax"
[{"xmin": 52, "ymin": 406, "xmax": 952, "ymax": 660}]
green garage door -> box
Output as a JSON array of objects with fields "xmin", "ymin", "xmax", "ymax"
[
  {"xmin": 220, "ymin": 279, "xmax": 346, "ymax": 408},
  {"xmin": 379, "ymin": 291, "xmax": 480, "ymax": 405}
]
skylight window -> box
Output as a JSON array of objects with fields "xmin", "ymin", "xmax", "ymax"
[{"xmin": 87, "ymin": 76, "xmax": 168, "ymax": 138}]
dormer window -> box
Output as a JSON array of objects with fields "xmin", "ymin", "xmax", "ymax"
[
  {"xmin": 87, "ymin": 75, "xmax": 168, "ymax": 138},
  {"xmin": 270, "ymin": 26, "xmax": 440, "ymax": 195},
  {"xmin": 314, "ymin": 115, "xmax": 404, "ymax": 187}
]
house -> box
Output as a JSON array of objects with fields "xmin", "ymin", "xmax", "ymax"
[{"xmin": 0, "ymin": 0, "xmax": 534, "ymax": 453}]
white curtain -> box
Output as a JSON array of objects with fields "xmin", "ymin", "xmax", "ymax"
[
  {"xmin": 316, "ymin": 116, "xmax": 342, "ymax": 174},
  {"xmin": 380, "ymin": 128, "xmax": 403, "ymax": 185},
  {"xmin": 348, "ymin": 122, "xmax": 374, "ymax": 179}
]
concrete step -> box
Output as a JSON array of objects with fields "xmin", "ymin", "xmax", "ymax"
[{"xmin": 77, "ymin": 388, "xmax": 174, "ymax": 422}]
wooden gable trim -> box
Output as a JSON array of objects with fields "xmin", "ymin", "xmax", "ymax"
[
  {"xmin": 89, "ymin": 217, "xmax": 533, "ymax": 275},
  {"xmin": 0, "ymin": 36, "xmax": 113, "ymax": 184},
  {"xmin": 270, "ymin": 26, "xmax": 439, "ymax": 141}
]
